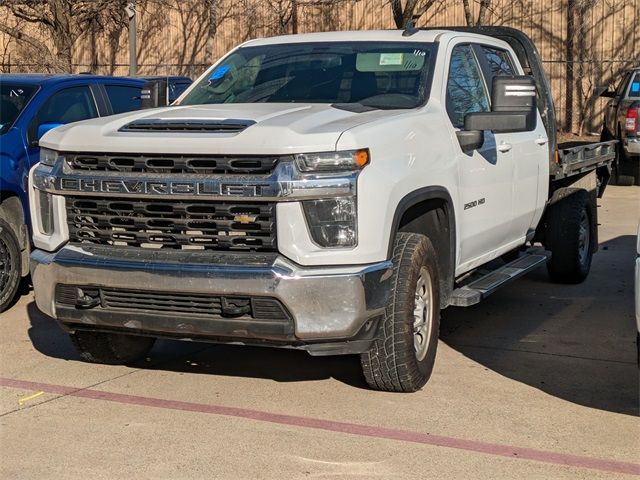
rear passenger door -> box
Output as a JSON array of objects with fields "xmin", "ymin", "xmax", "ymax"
[
  {"xmin": 447, "ymin": 43, "xmax": 515, "ymax": 267},
  {"xmin": 476, "ymin": 44, "xmax": 548, "ymax": 240},
  {"xmin": 103, "ymin": 84, "xmax": 143, "ymax": 115}
]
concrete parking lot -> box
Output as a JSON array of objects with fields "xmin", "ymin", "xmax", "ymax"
[{"xmin": 1, "ymin": 185, "xmax": 638, "ymax": 479}]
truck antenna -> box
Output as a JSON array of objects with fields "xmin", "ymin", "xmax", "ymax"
[{"xmin": 402, "ymin": 20, "xmax": 419, "ymax": 36}]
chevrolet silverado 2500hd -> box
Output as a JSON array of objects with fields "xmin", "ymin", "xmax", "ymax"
[{"xmin": 29, "ymin": 28, "xmax": 616, "ymax": 392}]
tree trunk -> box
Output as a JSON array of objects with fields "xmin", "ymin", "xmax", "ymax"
[
  {"xmin": 477, "ymin": 0, "xmax": 490, "ymax": 25},
  {"xmin": 462, "ymin": 0, "xmax": 474, "ymax": 26},
  {"xmin": 50, "ymin": 0, "xmax": 74, "ymax": 72},
  {"xmin": 565, "ymin": 0, "xmax": 575, "ymax": 132}
]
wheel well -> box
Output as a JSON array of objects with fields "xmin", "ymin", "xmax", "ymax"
[
  {"xmin": 395, "ymin": 196, "xmax": 455, "ymax": 306},
  {"xmin": 0, "ymin": 193, "xmax": 27, "ymax": 249}
]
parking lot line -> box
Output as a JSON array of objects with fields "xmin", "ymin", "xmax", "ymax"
[{"xmin": 2, "ymin": 376, "xmax": 638, "ymax": 476}]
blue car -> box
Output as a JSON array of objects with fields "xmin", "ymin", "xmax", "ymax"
[{"xmin": 0, "ymin": 74, "xmax": 145, "ymax": 311}]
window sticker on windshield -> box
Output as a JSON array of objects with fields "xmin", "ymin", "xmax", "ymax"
[
  {"xmin": 631, "ymin": 82, "xmax": 640, "ymax": 93},
  {"xmin": 356, "ymin": 53, "xmax": 425, "ymax": 72},
  {"xmin": 379, "ymin": 53, "xmax": 404, "ymax": 66}
]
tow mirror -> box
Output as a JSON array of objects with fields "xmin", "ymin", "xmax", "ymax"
[
  {"xmin": 594, "ymin": 86, "xmax": 615, "ymax": 98},
  {"xmin": 141, "ymin": 79, "xmax": 168, "ymax": 109},
  {"xmin": 464, "ymin": 75, "xmax": 537, "ymax": 134},
  {"xmin": 456, "ymin": 130, "xmax": 484, "ymax": 153}
]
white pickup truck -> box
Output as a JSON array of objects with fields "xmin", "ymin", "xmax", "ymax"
[{"xmin": 29, "ymin": 27, "xmax": 616, "ymax": 392}]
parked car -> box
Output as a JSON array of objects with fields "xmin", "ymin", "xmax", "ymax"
[
  {"xmin": 29, "ymin": 28, "xmax": 616, "ymax": 392},
  {"xmin": 636, "ymin": 223, "xmax": 640, "ymax": 364},
  {"xmin": 141, "ymin": 75, "xmax": 192, "ymax": 105},
  {"xmin": 600, "ymin": 68, "xmax": 640, "ymax": 186},
  {"xmin": 0, "ymin": 74, "xmax": 145, "ymax": 311}
]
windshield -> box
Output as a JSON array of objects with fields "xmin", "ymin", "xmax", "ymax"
[
  {"xmin": 180, "ymin": 42, "xmax": 437, "ymax": 109},
  {"xmin": 0, "ymin": 83, "xmax": 38, "ymax": 135}
]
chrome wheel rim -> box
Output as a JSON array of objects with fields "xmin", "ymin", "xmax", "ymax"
[
  {"xmin": 413, "ymin": 268, "xmax": 433, "ymax": 362},
  {"xmin": 578, "ymin": 210, "xmax": 590, "ymax": 266}
]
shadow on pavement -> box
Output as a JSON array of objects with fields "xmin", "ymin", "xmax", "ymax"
[
  {"xmin": 26, "ymin": 302, "xmax": 367, "ymax": 389},
  {"xmin": 441, "ymin": 235, "xmax": 639, "ymax": 416},
  {"xmin": 26, "ymin": 235, "xmax": 639, "ymax": 412}
]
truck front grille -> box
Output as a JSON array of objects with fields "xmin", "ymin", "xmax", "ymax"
[
  {"xmin": 66, "ymin": 196, "xmax": 276, "ymax": 251},
  {"xmin": 64, "ymin": 152, "xmax": 279, "ymax": 175}
]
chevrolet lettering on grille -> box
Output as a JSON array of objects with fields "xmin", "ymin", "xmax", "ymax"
[{"xmin": 59, "ymin": 178, "xmax": 269, "ymax": 197}]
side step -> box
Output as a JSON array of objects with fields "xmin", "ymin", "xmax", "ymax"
[{"xmin": 449, "ymin": 250, "xmax": 550, "ymax": 307}]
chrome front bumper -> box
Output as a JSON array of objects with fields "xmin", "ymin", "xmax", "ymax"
[
  {"xmin": 625, "ymin": 137, "xmax": 640, "ymax": 156},
  {"xmin": 31, "ymin": 245, "xmax": 392, "ymax": 355}
]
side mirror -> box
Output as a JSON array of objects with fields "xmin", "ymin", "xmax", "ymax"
[
  {"xmin": 456, "ymin": 130, "xmax": 484, "ymax": 153},
  {"xmin": 141, "ymin": 79, "xmax": 168, "ymax": 109},
  {"xmin": 597, "ymin": 88, "xmax": 615, "ymax": 98},
  {"xmin": 31, "ymin": 122, "xmax": 63, "ymax": 146},
  {"xmin": 464, "ymin": 75, "xmax": 537, "ymax": 134}
]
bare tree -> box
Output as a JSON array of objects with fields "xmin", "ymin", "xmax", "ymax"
[
  {"xmin": 461, "ymin": 0, "xmax": 491, "ymax": 26},
  {"xmin": 390, "ymin": 0, "xmax": 439, "ymax": 29},
  {"xmin": 265, "ymin": 0, "xmax": 298, "ymax": 34},
  {"xmin": 0, "ymin": 0, "xmax": 128, "ymax": 72}
]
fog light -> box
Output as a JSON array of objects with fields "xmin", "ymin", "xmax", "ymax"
[
  {"xmin": 38, "ymin": 190, "xmax": 54, "ymax": 235},
  {"xmin": 302, "ymin": 197, "xmax": 357, "ymax": 247}
]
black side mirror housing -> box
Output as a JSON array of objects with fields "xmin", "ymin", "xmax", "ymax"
[
  {"xmin": 456, "ymin": 130, "xmax": 484, "ymax": 153},
  {"xmin": 463, "ymin": 75, "xmax": 537, "ymax": 134},
  {"xmin": 596, "ymin": 87, "xmax": 615, "ymax": 98},
  {"xmin": 141, "ymin": 79, "xmax": 168, "ymax": 109}
]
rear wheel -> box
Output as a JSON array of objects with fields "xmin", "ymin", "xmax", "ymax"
[
  {"xmin": 545, "ymin": 190, "xmax": 594, "ymax": 284},
  {"xmin": 0, "ymin": 218, "xmax": 21, "ymax": 313},
  {"xmin": 360, "ymin": 232, "xmax": 440, "ymax": 392},
  {"xmin": 70, "ymin": 331, "xmax": 155, "ymax": 364}
]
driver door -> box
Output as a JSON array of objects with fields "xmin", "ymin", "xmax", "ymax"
[{"xmin": 446, "ymin": 43, "xmax": 515, "ymax": 269}]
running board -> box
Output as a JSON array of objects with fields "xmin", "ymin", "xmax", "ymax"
[{"xmin": 449, "ymin": 251, "xmax": 550, "ymax": 307}]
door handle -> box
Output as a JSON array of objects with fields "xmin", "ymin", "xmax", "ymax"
[
  {"xmin": 535, "ymin": 137, "xmax": 548, "ymax": 145},
  {"xmin": 497, "ymin": 143, "xmax": 512, "ymax": 153}
]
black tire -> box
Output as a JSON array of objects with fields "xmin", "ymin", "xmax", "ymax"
[
  {"xmin": 70, "ymin": 331, "xmax": 155, "ymax": 364},
  {"xmin": 360, "ymin": 232, "xmax": 440, "ymax": 392},
  {"xmin": 0, "ymin": 218, "xmax": 21, "ymax": 313},
  {"xmin": 545, "ymin": 190, "xmax": 593, "ymax": 284}
]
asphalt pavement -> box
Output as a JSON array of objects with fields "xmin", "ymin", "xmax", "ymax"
[{"xmin": 1, "ymin": 185, "xmax": 638, "ymax": 479}]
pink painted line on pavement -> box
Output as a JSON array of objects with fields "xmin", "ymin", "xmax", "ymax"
[{"xmin": 2, "ymin": 377, "xmax": 638, "ymax": 476}]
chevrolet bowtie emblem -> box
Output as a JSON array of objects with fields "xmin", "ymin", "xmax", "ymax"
[{"xmin": 234, "ymin": 214, "xmax": 257, "ymax": 224}]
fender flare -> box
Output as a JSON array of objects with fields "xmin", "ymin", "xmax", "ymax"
[{"xmin": 387, "ymin": 187, "xmax": 457, "ymax": 303}]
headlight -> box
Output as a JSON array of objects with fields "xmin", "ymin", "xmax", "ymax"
[
  {"xmin": 302, "ymin": 197, "xmax": 357, "ymax": 248},
  {"xmin": 39, "ymin": 148, "xmax": 61, "ymax": 167},
  {"xmin": 295, "ymin": 149, "xmax": 369, "ymax": 172}
]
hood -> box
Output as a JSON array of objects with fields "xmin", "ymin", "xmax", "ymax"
[{"xmin": 40, "ymin": 103, "xmax": 406, "ymax": 155}]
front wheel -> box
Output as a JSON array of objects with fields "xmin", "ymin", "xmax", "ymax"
[
  {"xmin": 360, "ymin": 232, "xmax": 440, "ymax": 392},
  {"xmin": 0, "ymin": 218, "xmax": 21, "ymax": 313},
  {"xmin": 70, "ymin": 331, "xmax": 155, "ymax": 365},
  {"xmin": 545, "ymin": 190, "xmax": 594, "ymax": 284}
]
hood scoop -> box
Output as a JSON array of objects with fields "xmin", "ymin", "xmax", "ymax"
[{"xmin": 119, "ymin": 118, "xmax": 256, "ymax": 133}]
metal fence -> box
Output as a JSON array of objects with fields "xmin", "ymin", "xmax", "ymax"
[{"xmin": 2, "ymin": 0, "xmax": 639, "ymax": 132}]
